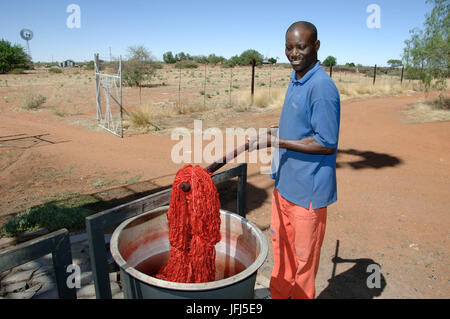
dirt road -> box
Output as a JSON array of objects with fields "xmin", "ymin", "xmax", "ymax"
[{"xmin": 0, "ymin": 91, "xmax": 449, "ymax": 298}]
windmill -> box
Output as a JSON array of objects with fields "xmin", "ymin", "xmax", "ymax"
[{"xmin": 20, "ymin": 28, "xmax": 33, "ymax": 59}]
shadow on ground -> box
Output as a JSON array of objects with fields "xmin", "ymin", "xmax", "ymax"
[
  {"xmin": 318, "ymin": 255, "xmax": 387, "ymax": 299},
  {"xmin": 337, "ymin": 149, "xmax": 402, "ymax": 169}
]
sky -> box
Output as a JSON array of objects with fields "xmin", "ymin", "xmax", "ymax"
[{"xmin": 0, "ymin": 0, "xmax": 433, "ymax": 66}]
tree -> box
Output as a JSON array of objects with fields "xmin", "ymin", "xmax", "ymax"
[
  {"xmin": 323, "ymin": 56, "xmax": 337, "ymax": 67},
  {"xmin": 387, "ymin": 59, "xmax": 403, "ymax": 68},
  {"xmin": 207, "ymin": 54, "xmax": 225, "ymax": 65},
  {"xmin": 345, "ymin": 62, "xmax": 356, "ymax": 67},
  {"xmin": 402, "ymin": 0, "xmax": 449, "ymax": 91},
  {"xmin": 122, "ymin": 45, "xmax": 156, "ymax": 103},
  {"xmin": 175, "ymin": 52, "xmax": 187, "ymax": 62},
  {"xmin": 192, "ymin": 55, "xmax": 208, "ymax": 64},
  {"xmin": 268, "ymin": 57, "xmax": 277, "ymax": 64},
  {"xmin": 239, "ymin": 49, "xmax": 264, "ymax": 66},
  {"xmin": 0, "ymin": 39, "xmax": 32, "ymax": 73},
  {"xmin": 163, "ymin": 51, "xmax": 176, "ymax": 64}
]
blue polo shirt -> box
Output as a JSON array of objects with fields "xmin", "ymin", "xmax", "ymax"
[{"xmin": 270, "ymin": 61, "xmax": 340, "ymax": 209}]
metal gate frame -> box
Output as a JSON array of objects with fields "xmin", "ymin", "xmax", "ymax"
[
  {"xmin": 94, "ymin": 53, "xmax": 123, "ymax": 138},
  {"xmin": 0, "ymin": 229, "xmax": 77, "ymax": 299},
  {"xmin": 85, "ymin": 163, "xmax": 247, "ymax": 299}
]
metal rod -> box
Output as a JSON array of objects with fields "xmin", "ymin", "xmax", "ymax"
[
  {"xmin": 203, "ymin": 63, "xmax": 207, "ymax": 108},
  {"xmin": 268, "ymin": 63, "xmax": 272, "ymax": 99},
  {"xmin": 229, "ymin": 68, "xmax": 233, "ymax": 106},
  {"xmin": 178, "ymin": 64, "xmax": 182, "ymax": 108},
  {"xmin": 251, "ymin": 58, "xmax": 256, "ymax": 104},
  {"xmin": 119, "ymin": 56, "xmax": 123, "ymax": 138},
  {"xmin": 331, "ymin": 239, "xmax": 340, "ymax": 280},
  {"xmin": 373, "ymin": 64, "xmax": 377, "ymax": 85},
  {"xmin": 400, "ymin": 66, "xmax": 404, "ymax": 84}
]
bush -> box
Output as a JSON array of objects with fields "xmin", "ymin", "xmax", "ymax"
[
  {"xmin": 0, "ymin": 192, "xmax": 99, "ymax": 236},
  {"xmin": 239, "ymin": 49, "xmax": 264, "ymax": 66},
  {"xmin": 0, "ymin": 39, "xmax": 32, "ymax": 74},
  {"xmin": 163, "ymin": 51, "xmax": 177, "ymax": 64},
  {"xmin": 22, "ymin": 93, "xmax": 46, "ymax": 110},
  {"xmin": 151, "ymin": 61, "xmax": 164, "ymax": 69},
  {"xmin": 221, "ymin": 60, "xmax": 236, "ymax": 68},
  {"xmin": 175, "ymin": 60, "xmax": 199, "ymax": 69},
  {"xmin": 323, "ymin": 56, "xmax": 337, "ymax": 67},
  {"xmin": 9, "ymin": 68, "xmax": 24, "ymax": 74},
  {"xmin": 48, "ymin": 67, "xmax": 62, "ymax": 73}
]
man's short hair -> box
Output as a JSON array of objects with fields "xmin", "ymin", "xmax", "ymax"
[{"xmin": 286, "ymin": 21, "xmax": 318, "ymax": 43}]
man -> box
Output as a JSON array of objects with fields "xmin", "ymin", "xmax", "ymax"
[{"xmin": 251, "ymin": 21, "xmax": 340, "ymax": 299}]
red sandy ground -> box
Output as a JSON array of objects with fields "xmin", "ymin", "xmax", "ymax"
[{"xmin": 0, "ymin": 89, "xmax": 449, "ymax": 298}]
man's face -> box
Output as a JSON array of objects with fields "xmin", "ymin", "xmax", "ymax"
[{"xmin": 285, "ymin": 28, "xmax": 319, "ymax": 73}]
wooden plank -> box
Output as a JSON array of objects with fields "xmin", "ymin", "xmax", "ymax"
[
  {"xmin": 0, "ymin": 228, "xmax": 76, "ymax": 299},
  {"xmin": 0, "ymin": 229, "xmax": 67, "ymax": 273},
  {"xmin": 86, "ymin": 220, "xmax": 111, "ymax": 299}
]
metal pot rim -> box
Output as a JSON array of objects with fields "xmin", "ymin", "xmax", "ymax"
[{"xmin": 110, "ymin": 206, "xmax": 268, "ymax": 291}]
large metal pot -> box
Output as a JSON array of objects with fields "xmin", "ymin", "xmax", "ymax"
[{"xmin": 110, "ymin": 206, "xmax": 268, "ymax": 299}]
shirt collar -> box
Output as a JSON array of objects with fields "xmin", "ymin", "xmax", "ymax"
[{"xmin": 290, "ymin": 61, "xmax": 322, "ymax": 85}]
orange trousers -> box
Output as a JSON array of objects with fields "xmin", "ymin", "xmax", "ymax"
[{"xmin": 270, "ymin": 188, "xmax": 327, "ymax": 299}]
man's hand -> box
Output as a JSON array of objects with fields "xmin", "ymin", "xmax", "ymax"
[{"xmin": 248, "ymin": 132, "xmax": 279, "ymax": 152}]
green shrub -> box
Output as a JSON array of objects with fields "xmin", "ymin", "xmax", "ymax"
[
  {"xmin": 0, "ymin": 39, "xmax": 32, "ymax": 74},
  {"xmin": 239, "ymin": 49, "xmax": 264, "ymax": 66},
  {"xmin": 323, "ymin": 56, "xmax": 337, "ymax": 67},
  {"xmin": 151, "ymin": 62, "xmax": 164, "ymax": 69},
  {"xmin": 48, "ymin": 67, "xmax": 62, "ymax": 73},
  {"xmin": 175, "ymin": 60, "xmax": 199, "ymax": 69},
  {"xmin": 9, "ymin": 68, "xmax": 24, "ymax": 74},
  {"xmin": 0, "ymin": 193, "xmax": 98, "ymax": 236}
]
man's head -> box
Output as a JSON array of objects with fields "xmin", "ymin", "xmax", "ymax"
[{"xmin": 285, "ymin": 21, "xmax": 320, "ymax": 76}]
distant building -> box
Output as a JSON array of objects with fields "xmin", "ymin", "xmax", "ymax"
[{"xmin": 59, "ymin": 60, "xmax": 76, "ymax": 67}]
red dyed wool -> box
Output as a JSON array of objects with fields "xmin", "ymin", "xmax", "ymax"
[{"xmin": 156, "ymin": 164, "xmax": 221, "ymax": 283}]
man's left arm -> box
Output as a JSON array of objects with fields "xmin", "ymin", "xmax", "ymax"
[{"xmin": 271, "ymin": 97, "xmax": 339, "ymax": 155}]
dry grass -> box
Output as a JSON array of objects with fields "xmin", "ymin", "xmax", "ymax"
[
  {"xmin": 21, "ymin": 92, "xmax": 47, "ymax": 110},
  {"xmin": 233, "ymin": 87, "xmax": 285, "ymax": 112},
  {"xmin": 335, "ymin": 72, "xmax": 424, "ymax": 101},
  {"xmin": 404, "ymin": 95, "xmax": 450, "ymax": 123},
  {"xmin": 123, "ymin": 104, "xmax": 168, "ymax": 131},
  {"xmin": 173, "ymin": 101, "xmax": 207, "ymax": 115},
  {"xmin": 2, "ymin": 66, "xmax": 443, "ymax": 135}
]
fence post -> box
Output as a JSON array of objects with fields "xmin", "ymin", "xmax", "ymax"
[
  {"xmin": 236, "ymin": 164, "xmax": 247, "ymax": 218},
  {"xmin": 229, "ymin": 68, "xmax": 233, "ymax": 107},
  {"xmin": 203, "ymin": 63, "xmax": 207, "ymax": 108},
  {"xmin": 119, "ymin": 56, "xmax": 123, "ymax": 138},
  {"xmin": 400, "ymin": 66, "xmax": 404, "ymax": 84},
  {"xmin": 94, "ymin": 54, "xmax": 101, "ymax": 121},
  {"xmin": 251, "ymin": 58, "xmax": 256, "ymax": 105},
  {"xmin": 178, "ymin": 64, "xmax": 182, "ymax": 108},
  {"xmin": 268, "ymin": 63, "xmax": 272, "ymax": 99},
  {"xmin": 373, "ymin": 64, "xmax": 377, "ymax": 85}
]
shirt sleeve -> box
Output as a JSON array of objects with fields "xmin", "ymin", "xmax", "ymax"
[{"xmin": 310, "ymin": 98, "xmax": 340, "ymax": 149}]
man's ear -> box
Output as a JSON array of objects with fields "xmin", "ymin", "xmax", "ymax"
[{"xmin": 315, "ymin": 40, "xmax": 321, "ymax": 52}]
